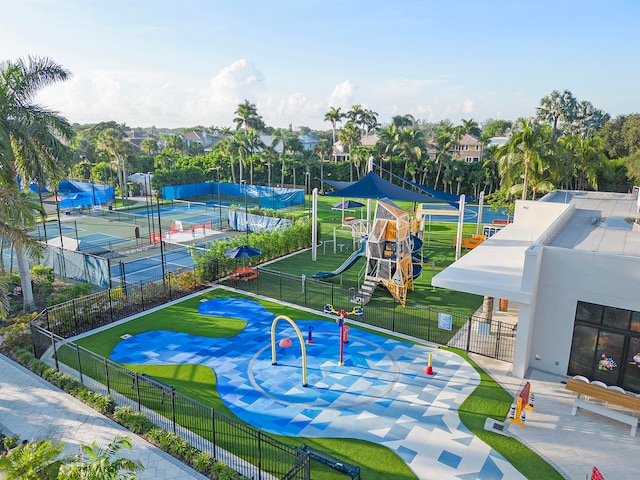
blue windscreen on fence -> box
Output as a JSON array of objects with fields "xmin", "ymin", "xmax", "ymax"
[
  {"xmin": 55, "ymin": 180, "xmax": 115, "ymax": 208},
  {"xmin": 162, "ymin": 182, "xmax": 304, "ymax": 210}
]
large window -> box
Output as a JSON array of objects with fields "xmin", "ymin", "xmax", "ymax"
[{"xmin": 569, "ymin": 301, "xmax": 640, "ymax": 393}]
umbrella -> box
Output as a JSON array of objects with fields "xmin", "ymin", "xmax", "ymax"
[
  {"xmin": 332, "ymin": 200, "xmax": 365, "ymax": 209},
  {"xmin": 224, "ymin": 245, "xmax": 262, "ymax": 259},
  {"xmin": 332, "ymin": 199, "xmax": 365, "ymax": 223}
]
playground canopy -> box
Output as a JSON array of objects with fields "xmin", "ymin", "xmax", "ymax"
[{"xmin": 324, "ymin": 171, "xmax": 446, "ymax": 203}]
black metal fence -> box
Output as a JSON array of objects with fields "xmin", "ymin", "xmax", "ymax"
[
  {"xmin": 30, "ymin": 325, "xmax": 309, "ymax": 480},
  {"xmin": 33, "ymin": 270, "xmax": 209, "ymax": 338},
  {"xmin": 223, "ymin": 267, "xmax": 516, "ymax": 363}
]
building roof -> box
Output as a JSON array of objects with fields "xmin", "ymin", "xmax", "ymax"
[{"xmin": 432, "ymin": 191, "xmax": 640, "ymax": 303}]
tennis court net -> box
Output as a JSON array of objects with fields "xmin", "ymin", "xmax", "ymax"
[{"xmin": 172, "ymin": 199, "xmax": 207, "ymax": 211}]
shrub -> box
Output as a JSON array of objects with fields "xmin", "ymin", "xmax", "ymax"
[
  {"xmin": 0, "ymin": 320, "xmax": 32, "ymax": 350},
  {"xmin": 48, "ymin": 283, "xmax": 93, "ymax": 307},
  {"xmin": 192, "ymin": 451, "xmax": 214, "ymax": 474},
  {"xmin": 114, "ymin": 406, "xmax": 155, "ymax": 434}
]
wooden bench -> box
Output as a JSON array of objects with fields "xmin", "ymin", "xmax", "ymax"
[
  {"xmin": 296, "ymin": 444, "xmax": 360, "ymax": 480},
  {"xmin": 565, "ymin": 378, "xmax": 640, "ymax": 437}
]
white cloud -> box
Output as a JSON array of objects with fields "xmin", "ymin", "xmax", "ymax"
[
  {"xmin": 462, "ymin": 99, "xmax": 474, "ymax": 114},
  {"xmin": 328, "ymin": 81, "xmax": 357, "ymax": 110}
]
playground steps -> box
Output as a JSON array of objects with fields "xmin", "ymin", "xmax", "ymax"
[{"xmin": 350, "ymin": 275, "xmax": 378, "ymax": 305}]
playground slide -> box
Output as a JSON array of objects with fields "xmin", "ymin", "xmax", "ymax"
[
  {"xmin": 411, "ymin": 235, "xmax": 426, "ymax": 263},
  {"xmin": 313, "ymin": 239, "xmax": 367, "ymax": 279}
]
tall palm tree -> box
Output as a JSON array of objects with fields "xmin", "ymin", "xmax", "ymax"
[
  {"xmin": 97, "ymin": 128, "xmax": 130, "ymax": 201},
  {"xmin": 338, "ymin": 121, "xmax": 361, "ymax": 181},
  {"xmin": 324, "ymin": 106, "xmax": 344, "ymax": 146},
  {"xmin": 377, "ymin": 124, "xmax": 400, "ymax": 181},
  {"xmin": 233, "ymin": 99, "xmax": 265, "ymax": 133},
  {"xmin": 395, "ymin": 127, "xmax": 425, "ymax": 181},
  {"xmin": 361, "ymin": 108, "xmax": 379, "ymax": 135},
  {"xmin": 314, "ymin": 139, "xmax": 332, "ymax": 192},
  {"xmin": 242, "ymin": 129, "xmax": 265, "ymax": 185},
  {"xmin": 461, "ymin": 118, "xmax": 481, "ymax": 137},
  {"xmin": 433, "ymin": 124, "xmax": 455, "ymax": 190},
  {"xmin": 0, "ymin": 56, "xmax": 74, "ymax": 313},
  {"xmin": 496, "ymin": 119, "xmax": 555, "ymax": 200},
  {"xmin": 560, "ymin": 135, "xmax": 608, "ymax": 190},
  {"xmin": 346, "ymin": 104, "xmax": 365, "ymax": 137},
  {"xmin": 272, "ymin": 128, "xmax": 298, "ymax": 185},
  {"xmin": 536, "ymin": 89, "xmax": 577, "ymax": 138}
]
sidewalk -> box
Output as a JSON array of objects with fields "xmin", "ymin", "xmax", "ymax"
[
  {"xmin": 471, "ymin": 354, "xmax": 640, "ymax": 480},
  {"xmin": 0, "ymin": 354, "xmax": 208, "ymax": 480}
]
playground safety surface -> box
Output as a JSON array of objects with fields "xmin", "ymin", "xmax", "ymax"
[{"xmin": 110, "ymin": 297, "xmax": 525, "ymax": 480}]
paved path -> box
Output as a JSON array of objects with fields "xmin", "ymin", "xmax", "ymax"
[
  {"xmin": 0, "ymin": 354, "xmax": 208, "ymax": 480},
  {"xmin": 472, "ymin": 354, "xmax": 640, "ymax": 480}
]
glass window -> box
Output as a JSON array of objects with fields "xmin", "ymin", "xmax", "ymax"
[
  {"xmin": 575, "ymin": 302, "xmax": 602, "ymax": 324},
  {"xmin": 631, "ymin": 311, "xmax": 640, "ymax": 333},
  {"xmin": 603, "ymin": 306, "xmax": 631, "ymax": 330},
  {"xmin": 592, "ymin": 330, "xmax": 624, "ymax": 384},
  {"xmin": 622, "ymin": 336, "xmax": 640, "ymax": 393},
  {"xmin": 568, "ymin": 325, "xmax": 597, "ymax": 377}
]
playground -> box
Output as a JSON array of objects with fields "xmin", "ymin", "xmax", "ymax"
[{"xmin": 72, "ymin": 288, "xmax": 529, "ymax": 480}]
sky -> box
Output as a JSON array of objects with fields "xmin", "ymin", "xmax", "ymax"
[{"xmin": 2, "ymin": 0, "xmax": 640, "ymax": 131}]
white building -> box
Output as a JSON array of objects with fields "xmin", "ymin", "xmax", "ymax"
[{"xmin": 433, "ymin": 190, "xmax": 640, "ymax": 393}]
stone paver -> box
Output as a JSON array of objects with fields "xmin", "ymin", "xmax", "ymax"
[{"xmin": 0, "ymin": 354, "xmax": 207, "ymax": 480}]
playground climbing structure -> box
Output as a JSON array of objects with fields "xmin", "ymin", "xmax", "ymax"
[{"xmin": 354, "ymin": 199, "xmax": 415, "ymax": 306}]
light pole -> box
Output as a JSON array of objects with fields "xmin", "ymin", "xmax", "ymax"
[
  {"xmin": 215, "ymin": 167, "xmax": 222, "ymax": 230},
  {"xmin": 266, "ymin": 163, "xmax": 271, "ymax": 188},
  {"xmin": 241, "ymin": 180, "xmax": 248, "ymax": 240},
  {"xmin": 305, "ymin": 172, "xmax": 311, "ymax": 211}
]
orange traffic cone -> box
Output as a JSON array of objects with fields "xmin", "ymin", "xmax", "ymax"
[{"xmin": 425, "ymin": 353, "xmax": 434, "ymax": 375}]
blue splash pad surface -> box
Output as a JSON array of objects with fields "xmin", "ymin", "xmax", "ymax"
[{"xmin": 109, "ymin": 297, "xmax": 523, "ymax": 480}]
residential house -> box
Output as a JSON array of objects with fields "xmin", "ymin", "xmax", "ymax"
[{"xmin": 452, "ymin": 134, "xmax": 483, "ymax": 163}]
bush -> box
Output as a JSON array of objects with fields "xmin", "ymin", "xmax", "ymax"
[
  {"xmin": 192, "ymin": 451, "xmax": 214, "ymax": 474},
  {"xmin": 48, "ymin": 283, "xmax": 93, "ymax": 307},
  {"xmin": 114, "ymin": 406, "xmax": 155, "ymax": 434},
  {"xmin": 0, "ymin": 317, "xmax": 33, "ymax": 350}
]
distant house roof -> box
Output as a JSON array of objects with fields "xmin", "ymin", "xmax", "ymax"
[
  {"xmin": 459, "ymin": 134, "xmax": 480, "ymax": 145},
  {"xmin": 488, "ymin": 136, "xmax": 509, "ymax": 147}
]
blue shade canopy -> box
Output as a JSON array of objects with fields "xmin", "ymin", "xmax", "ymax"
[
  {"xmin": 317, "ymin": 178, "xmax": 354, "ymax": 190},
  {"xmin": 332, "ymin": 200, "xmax": 365, "ymax": 209},
  {"xmin": 224, "ymin": 245, "xmax": 262, "ymax": 259},
  {"xmin": 324, "ymin": 171, "xmax": 442, "ymax": 202}
]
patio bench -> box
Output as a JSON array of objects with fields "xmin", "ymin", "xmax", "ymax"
[
  {"xmin": 565, "ymin": 378, "xmax": 640, "ymax": 437},
  {"xmin": 296, "ymin": 444, "xmax": 360, "ymax": 480}
]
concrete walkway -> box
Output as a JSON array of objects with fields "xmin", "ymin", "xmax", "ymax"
[
  {"xmin": 472, "ymin": 354, "xmax": 640, "ymax": 480},
  {"xmin": 0, "ymin": 354, "xmax": 208, "ymax": 480}
]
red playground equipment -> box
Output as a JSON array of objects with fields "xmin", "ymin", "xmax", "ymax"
[{"xmin": 323, "ymin": 304, "xmax": 364, "ymax": 366}]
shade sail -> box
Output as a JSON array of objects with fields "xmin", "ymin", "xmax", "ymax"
[
  {"xmin": 323, "ymin": 172, "xmax": 441, "ymax": 202},
  {"xmin": 317, "ymin": 178, "xmax": 354, "ymax": 190}
]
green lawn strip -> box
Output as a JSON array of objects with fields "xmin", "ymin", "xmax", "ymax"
[{"xmin": 446, "ymin": 348, "xmax": 564, "ymax": 480}]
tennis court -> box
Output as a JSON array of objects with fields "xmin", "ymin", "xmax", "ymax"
[
  {"xmin": 110, "ymin": 247, "xmax": 195, "ymax": 284},
  {"xmin": 77, "ymin": 233, "xmax": 130, "ymax": 249}
]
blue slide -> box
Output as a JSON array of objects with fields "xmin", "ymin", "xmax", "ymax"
[{"xmin": 313, "ymin": 239, "xmax": 367, "ymax": 279}]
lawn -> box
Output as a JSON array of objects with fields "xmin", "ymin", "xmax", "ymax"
[{"xmin": 67, "ymin": 288, "xmax": 562, "ymax": 480}]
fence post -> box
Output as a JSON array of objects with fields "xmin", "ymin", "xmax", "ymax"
[
  {"xmin": 211, "ymin": 408, "xmax": 217, "ymax": 461},
  {"xmin": 108, "ymin": 288, "xmax": 115, "ymax": 323},
  {"xmin": 279, "ymin": 272, "xmax": 282, "ymax": 300},
  {"xmin": 392, "ymin": 305, "xmax": 396, "ymax": 332},
  {"xmin": 104, "ymin": 357, "xmax": 110, "ymax": 394},
  {"xmin": 427, "ymin": 306, "xmax": 431, "ymax": 341},
  {"xmin": 171, "ymin": 390, "xmax": 176, "ymax": 433},
  {"xmin": 76, "ymin": 344, "xmax": 84, "ymax": 384},
  {"xmin": 140, "ymin": 280, "xmax": 145, "ymax": 310},
  {"xmin": 168, "ymin": 272, "xmax": 172, "ymax": 300},
  {"xmin": 46, "ymin": 309, "xmax": 51, "ymax": 331},
  {"xmin": 331, "ymin": 283, "xmax": 334, "ymax": 306},
  {"xmin": 257, "ymin": 431, "xmax": 262, "ymax": 480},
  {"xmin": 71, "ymin": 299, "xmax": 80, "ymax": 334},
  {"xmin": 135, "ymin": 373, "xmax": 141, "ymax": 412},
  {"xmin": 466, "ymin": 315, "xmax": 472, "ymax": 352},
  {"xmin": 51, "ymin": 331, "xmax": 59, "ymax": 370}
]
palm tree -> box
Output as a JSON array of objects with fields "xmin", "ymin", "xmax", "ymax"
[
  {"xmin": 314, "ymin": 139, "xmax": 332, "ymax": 192},
  {"xmin": 58, "ymin": 435, "xmax": 144, "ymax": 480},
  {"xmin": 395, "ymin": 127, "xmax": 425, "ymax": 181},
  {"xmin": 377, "ymin": 124, "xmax": 400, "ymax": 181},
  {"xmin": 97, "ymin": 128, "xmax": 130, "ymax": 201},
  {"xmin": 272, "ymin": 128, "xmax": 298, "ymax": 185},
  {"xmin": 139, "ymin": 138, "xmax": 158, "ymax": 156},
  {"xmin": 346, "ymin": 104, "xmax": 365, "ymax": 136},
  {"xmin": 536, "ymin": 89, "xmax": 577, "ymax": 137},
  {"xmin": 361, "ymin": 108, "xmax": 379, "ymax": 135},
  {"xmin": 0, "ymin": 56, "xmax": 74, "ymax": 313},
  {"xmin": 338, "ymin": 121, "xmax": 361, "ymax": 181},
  {"xmin": 496, "ymin": 119, "xmax": 555, "ymax": 200},
  {"xmin": 324, "ymin": 106, "xmax": 344, "ymax": 146},
  {"xmin": 433, "ymin": 124, "xmax": 455, "ymax": 190},
  {"xmin": 461, "ymin": 118, "xmax": 481, "ymax": 137},
  {"xmin": 242, "ymin": 129, "xmax": 265, "ymax": 185},
  {"xmin": 560, "ymin": 135, "xmax": 608, "ymax": 190},
  {"xmin": 233, "ymin": 99, "xmax": 265, "ymax": 133}
]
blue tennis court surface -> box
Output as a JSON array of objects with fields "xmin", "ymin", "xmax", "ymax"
[
  {"xmin": 32, "ymin": 224, "xmax": 80, "ymax": 238},
  {"xmin": 78, "ymin": 233, "xmax": 130, "ymax": 247},
  {"xmin": 419, "ymin": 205, "xmax": 510, "ymax": 224},
  {"xmin": 111, "ymin": 248, "xmax": 194, "ymax": 283}
]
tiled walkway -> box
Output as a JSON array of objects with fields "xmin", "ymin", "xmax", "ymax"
[
  {"xmin": 110, "ymin": 297, "xmax": 524, "ymax": 479},
  {"xmin": 0, "ymin": 354, "xmax": 208, "ymax": 480}
]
